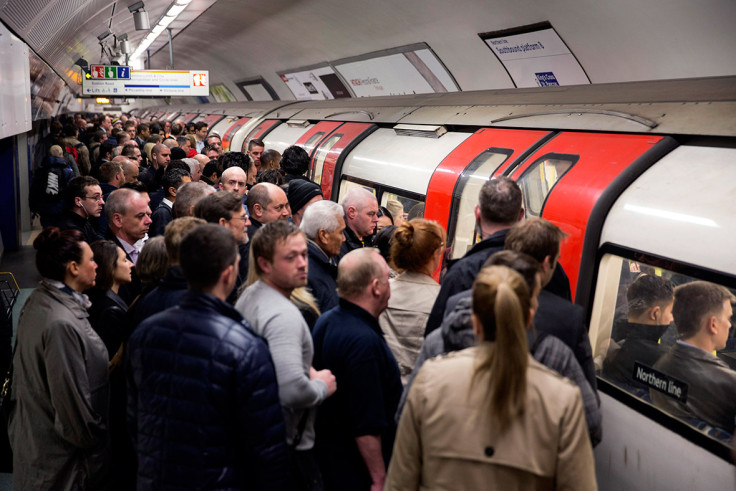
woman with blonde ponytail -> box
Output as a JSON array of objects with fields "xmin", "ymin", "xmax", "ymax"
[{"xmin": 386, "ymin": 266, "xmax": 596, "ymax": 490}]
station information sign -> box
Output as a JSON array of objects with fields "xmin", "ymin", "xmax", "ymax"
[
  {"xmin": 90, "ymin": 65, "xmax": 131, "ymax": 79},
  {"xmin": 83, "ymin": 69, "xmax": 209, "ymax": 97}
]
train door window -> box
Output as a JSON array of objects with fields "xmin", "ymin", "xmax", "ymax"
[
  {"xmin": 516, "ymin": 154, "xmax": 577, "ymax": 218},
  {"xmin": 338, "ymin": 178, "xmax": 376, "ymax": 202},
  {"xmin": 313, "ymin": 134, "xmax": 342, "ymax": 186},
  {"xmin": 304, "ymin": 132, "xmax": 326, "ymax": 156},
  {"xmin": 590, "ymin": 248, "xmax": 736, "ymax": 447},
  {"xmin": 380, "ymin": 192, "xmax": 424, "ymax": 222},
  {"xmin": 448, "ymin": 150, "xmax": 512, "ymax": 260}
]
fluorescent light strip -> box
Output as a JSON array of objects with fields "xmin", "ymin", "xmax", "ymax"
[{"xmin": 130, "ymin": 0, "xmax": 192, "ymax": 62}]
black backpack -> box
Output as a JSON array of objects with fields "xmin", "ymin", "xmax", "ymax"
[{"xmin": 29, "ymin": 159, "xmax": 72, "ymax": 216}]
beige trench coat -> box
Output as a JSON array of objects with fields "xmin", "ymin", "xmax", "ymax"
[{"xmin": 386, "ymin": 346, "xmax": 597, "ymax": 491}]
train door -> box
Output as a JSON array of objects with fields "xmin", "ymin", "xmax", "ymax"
[
  {"xmin": 308, "ymin": 122, "xmax": 377, "ymax": 200},
  {"xmin": 295, "ymin": 121, "xmax": 342, "ymax": 161},
  {"xmin": 179, "ymin": 113, "xmax": 200, "ymax": 125},
  {"xmin": 239, "ymin": 119, "xmax": 282, "ymax": 152},
  {"xmin": 222, "ymin": 117, "xmax": 251, "ymax": 152},
  {"xmin": 506, "ymin": 132, "xmax": 673, "ymax": 298},
  {"xmin": 425, "ymin": 128, "xmax": 553, "ymax": 262},
  {"xmin": 209, "ymin": 116, "xmax": 241, "ymax": 142}
]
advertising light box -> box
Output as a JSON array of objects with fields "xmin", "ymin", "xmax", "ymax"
[{"xmin": 83, "ymin": 69, "xmax": 209, "ymax": 97}]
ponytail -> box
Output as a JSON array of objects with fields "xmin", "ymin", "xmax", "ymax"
[{"xmin": 471, "ymin": 266, "xmax": 530, "ymax": 428}]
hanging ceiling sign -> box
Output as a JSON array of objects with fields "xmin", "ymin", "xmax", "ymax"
[
  {"xmin": 83, "ymin": 69, "xmax": 209, "ymax": 96},
  {"xmin": 279, "ymin": 65, "xmax": 351, "ymax": 101},
  {"xmin": 480, "ymin": 22, "xmax": 590, "ymax": 88},
  {"xmin": 333, "ymin": 43, "xmax": 459, "ymax": 97}
]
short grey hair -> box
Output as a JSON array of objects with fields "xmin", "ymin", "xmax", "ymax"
[
  {"xmin": 340, "ymin": 187, "xmax": 376, "ymax": 216},
  {"xmin": 182, "ymin": 158, "xmax": 199, "ymax": 176},
  {"xmin": 106, "ymin": 188, "xmax": 139, "ymax": 221},
  {"xmin": 300, "ymin": 200, "xmax": 343, "ymax": 239}
]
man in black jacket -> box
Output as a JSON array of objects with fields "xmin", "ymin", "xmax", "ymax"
[
  {"xmin": 505, "ymin": 217, "xmax": 598, "ymax": 398},
  {"xmin": 300, "ymin": 199, "xmax": 345, "ymax": 313},
  {"xmin": 424, "ymin": 176, "xmax": 524, "ymax": 335},
  {"xmin": 56, "ymin": 176, "xmax": 105, "ymax": 244},
  {"xmin": 126, "ymin": 224, "xmax": 292, "ymax": 489}
]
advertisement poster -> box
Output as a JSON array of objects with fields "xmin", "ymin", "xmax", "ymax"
[
  {"xmin": 279, "ymin": 66, "xmax": 351, "ymax": 100},
  {"xmin": 235, "ymin": 77, "xmax": 278, "ymax": 101},
  {"xmin": 482, "ymin": 25, "xmax": 590, "ymax": 88},
  {"xmin": 334, "ymin": 47, "xmax": 458, "ymax": 97}
]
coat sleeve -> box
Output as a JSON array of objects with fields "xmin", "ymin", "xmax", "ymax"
[
  {"xmin": 535, "ymin": 337, "xmax": 602, "ymax": 447},
  {"xmin": 555, "ymin": 387, "xmax": 598, "ymax": 491},
  {"xmin": 44, "ymin": 320, "xmax": 107, "ymax": 449},
  {"xmin": 386, "ymin": 364, "xmax": 425, "ymax": 491},
  {"xmin": 236, "ymin": 337, "xmax": 294, "ymax": 490}
]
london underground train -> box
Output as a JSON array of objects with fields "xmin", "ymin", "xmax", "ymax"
[{"xmin": 136, "ymin": 75, "xmax": 736, "ymax": 489}]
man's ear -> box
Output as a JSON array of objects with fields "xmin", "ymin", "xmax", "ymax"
[
  {"xmin": 707, "ymin": 315, "xmax": 719, "ymax": 335},
  {"xmin": 253, "ymin": 203, "xmax": 264, "ymax": 218},
  {"xmin": 347, "ymin": 206, "xmax": 357, "ymax": 220},
  {"xmin": 317, "ymin": 228, "xmax": 329, "ymax": 244},
  {"xmin": 256, "ymin": 256, "xmax": 271, "ymax": 276},
  {"xmin": 218, "ymin": 217, "xmax": 227, "ymax": 227},
  {"xmin": 111, "ymin": 212, "xmax": 123, "ymax": 228},
  {"xmin": 169, "ymin": 186, "xmax": 177, "ymax": 199},
  {"xmin": 474, "ymin": 204, "xmax": 481, "ymax": 222},
  {"xmin": 650, "ymin": 305, "xmax": 662, "ymax": 323}
]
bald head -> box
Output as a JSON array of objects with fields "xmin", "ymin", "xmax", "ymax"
[
  {"xmin": 151, "ymin": 143, "xmax": 171, "ymax": 169},
  {"xmin": 120, "ymin": 159, "xmax": 139, "ymax": 183},
  {"xmin": 340, "ymin": 187, "xmax": 379, "ymax": 239},
  {"xmin": 246, "ymin": 182, "xmax": 290, "ymax": 224},
  {"xmin": 221, "ymin": 166, "xmax": 247, "ymax": 197},
  {"xmin": 337, "ymin": 248, "xmax": 391, "ymax": 317}
]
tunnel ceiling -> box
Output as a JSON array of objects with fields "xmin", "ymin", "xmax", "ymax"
[{"xmin": 2, "ymin": 0, "xmax": 736, "ymax": 101}]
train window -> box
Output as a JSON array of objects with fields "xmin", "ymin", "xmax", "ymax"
[
  {"xmin": 590, "ymin": 250, "xmax": 736, "ymax": 446},
  {"xmin": 313, "ymin": 134, "xmax": 342, "ymax": 185},
  {"xmin": 338, "ymin": 179, "xmax": 376, "ymax": 202},
  {"xmin": 449, "ymin": 149, "xmax": 511, "ymax": 260},
  {"xmin": 304, "ymin": 132, "xmax": 325, "ymax": 156},
  {"xmin": 517, "ymin": 154, "xmax": 576, "ymax": 218},
  {"xmin": 380, "ymin": 192, "xmax": 424, "ymax": 222}
]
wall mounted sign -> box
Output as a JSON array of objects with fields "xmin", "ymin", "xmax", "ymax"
[
  {"xmin": 83, "ymin": 69, "xmax": 209, "ymax": 96},
  {"xmin": 480, "ymin": 22, "xmax": 590, "ymax": 88}
]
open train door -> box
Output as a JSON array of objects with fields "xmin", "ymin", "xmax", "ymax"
[
  {"xmin": 425, "ymin": 128, "xmax": 553, "ymax": 265},
  {"xmin": 506, "ymin": 132, "xmax": 676, "ymax": 301}
]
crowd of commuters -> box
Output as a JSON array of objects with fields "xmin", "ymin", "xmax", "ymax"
[{"xmin": 9, "ymin": 111, "xmax": 734, "ymax": 490}]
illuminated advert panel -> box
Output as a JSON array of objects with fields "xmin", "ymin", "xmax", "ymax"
[{"xmin": 83, "ymin": 69, "xmax": 209, "ymax": 97}]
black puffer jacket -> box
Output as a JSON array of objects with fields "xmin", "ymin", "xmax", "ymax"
[{"xmin": 126, "ymin": 290, "xmax": 292, "ymax": 490}]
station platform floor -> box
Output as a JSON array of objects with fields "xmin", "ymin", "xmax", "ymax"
[{"xmin": 0, "ymin": 225, "xmax": 42, "ymax": 489}]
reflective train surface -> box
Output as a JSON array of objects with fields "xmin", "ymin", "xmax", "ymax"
[{"xmin": 130, "ymin": 75, "xmax": 736, "ymax": 489}]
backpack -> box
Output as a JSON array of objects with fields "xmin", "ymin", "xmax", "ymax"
[
  {"xmin": 29, "ymin": 158, "xmax": 74, "ymax": 216},
  {"xmin": 64, "ymin": 143, "xmax": 83, "ymax": 176}
]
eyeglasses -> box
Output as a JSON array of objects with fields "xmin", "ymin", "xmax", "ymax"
[{"xmin": 83, "ymin": 195, "xmax": 104, "ymax": 202}]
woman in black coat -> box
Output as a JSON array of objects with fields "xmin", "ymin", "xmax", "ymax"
[{"xmin": 87, "ymin": 239, "xmax": 133, "ymax": 359}]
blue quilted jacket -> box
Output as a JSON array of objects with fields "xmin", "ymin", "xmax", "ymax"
[{"xmin": 126, "ymin": 290, "xmax": 293, "ymax": 490}]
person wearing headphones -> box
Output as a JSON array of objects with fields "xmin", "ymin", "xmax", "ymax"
[{"xmin": 57, "ymin": 175, "xmax": 105, "ymax": 244}]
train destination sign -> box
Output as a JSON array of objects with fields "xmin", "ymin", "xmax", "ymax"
[
  {"xmin": 481, "ymin": 23, "xmax": 590, "ymax": 88},
  {"xmin": 83, "ymin": 69, "xmax": 209, "ymax": 97}
]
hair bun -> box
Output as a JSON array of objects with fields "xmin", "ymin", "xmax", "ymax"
[{"xmin": 33, "ymin": 227, "xmax": 61, "ymax": 250}]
